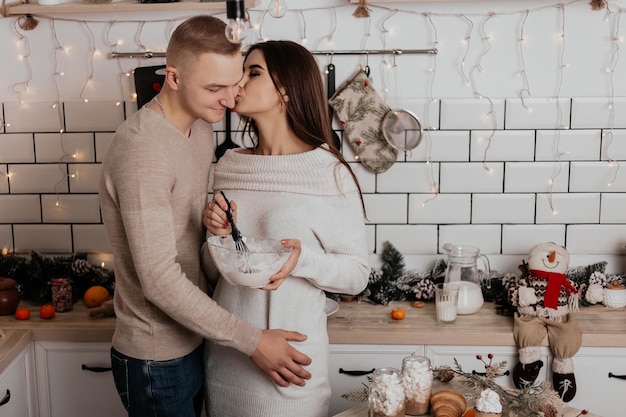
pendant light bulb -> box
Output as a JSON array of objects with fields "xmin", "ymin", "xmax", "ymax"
[
  {"xmin": 225, "ymin": 18, "xmax": 248, "ymax": 43},
  {"xmin": 225, "ymin": 0, "xmax": 248, "ymax": 44},
  {"xmin": 268, "ymin": 0, "xmax": 288, "ymax": 18}
]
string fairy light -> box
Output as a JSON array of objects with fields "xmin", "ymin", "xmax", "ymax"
[
  {"xmin": 327, "ymin": 7, "xmax": 337, "ymax": 48},
  {"xmin": 50, "ymin": 19, "xmax": 65, "ymax": 118},
  {"xmin": 467, "ymin": 12, "xmax": 498, "ymax": 173},
  {"xmin": 378, "ymin": 9, "xmax": 398, "ymax": 101},
  {"xmin": 546, "ymin": 3, "xmax": 569, "ymax": 216},
  {"xmin": 358, "ymin": 13, "xmax": 372, "ymax": 71},
  {"xmin": 517, "ymin": 9, "xmax": 532, "ymax": 110},
  {"xmin": 104, "ymin": 21, "xmax": 130, "ymax": 105},
  {"xmin": 48, "ymin": 19, "xmax": 82, "ymax": 208},
  {"xmin": 10, "ymin": 18, "xmax": 33, "ymax": 104},
  {"xmin": 419, "ymin": 11, "xmax": 441, "ymax": 207},
  {"xmin": 298, "ymin": 9, "xmax": 307, "ymax": 44},
  {"xmin": 320, "ymin": 8, "xmax": 339, "ymax": 74},
  {"xmin": 79, "ymin": 21, "xmax": 97, "ymax": 103},
  {"xmin": 602, "ymin": 3, "xmax": 622, "ymax": 187},
  {"xmin": 459, "ymin": 14, "xmax": 473, "ymax": 87},
  {"xmin": 256, "ymin": 10, "xmax": 269, "ymax": 42}
]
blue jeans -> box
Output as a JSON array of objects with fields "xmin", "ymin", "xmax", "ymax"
[{"xmin": 110, "ymin": 345, "xmax": 203, "ymax": 417}]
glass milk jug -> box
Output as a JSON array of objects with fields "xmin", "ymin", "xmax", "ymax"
[{"xmin": 442, "ymin": 243, "xmax": 490, "ymax": 315}]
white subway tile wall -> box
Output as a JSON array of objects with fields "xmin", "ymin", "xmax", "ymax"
[
  {"xmin": 4, "ymin": 102, "xmax": 63, "ymax": 133},
  {"xmin": 0, "ymin": 134, "xmax": 35, "ymax": 162},
  {"xmin": 505, "ymin": 98, "xmax": 571, "ymax": 130},
  {"xmin": 601, "ymin": 130, "xmax": 626, "ymax": 160},
  {"xmin": 13, "ymin": 224, "xmax": 72, "ymax": 253},
  {"xmin": 570, "ymin": 97, "xmax": 626, "ymax": 129},
  {"xmin": 34, "ymin": 133, "xmax": 95, "ymax": 163},
  {"xmin": 0, "ymin": 165, "xmax": 8, "ymax": 194},
  {"xmin": 1, "ymin": 99, "xmax": 625, "ymax": 273}
]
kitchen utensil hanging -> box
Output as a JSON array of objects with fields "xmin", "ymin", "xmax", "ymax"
[
  {"xmin": 133, "ymin": 65, "xmax": 165, "ymax": 109},
  {"xmin": 215, "ymin": 108, "xmax": 239, "ymax": 161},
  {"xmin": 326, "ymin": 61, "xmax": 342, "ymax": 150},
  {"xmin": 380, "ymin": 55, "xmax": 423, "ymax": 153}
]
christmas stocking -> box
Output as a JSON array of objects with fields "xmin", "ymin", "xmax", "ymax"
[
  {"xmin": 329, "ymin": 69, "xmax": 398, "ymax": 173},
  {"xmin": 512, "ymin": 346, "xmax": 543, "ymax": 389}
]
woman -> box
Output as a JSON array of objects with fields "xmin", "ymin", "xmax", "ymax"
[{"xmin": 202, "ymin": 40, "xmax": 370, "ymax": 417}]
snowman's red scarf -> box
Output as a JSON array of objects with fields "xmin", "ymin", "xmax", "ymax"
[{"xmin": 529, "ymin": 269, "xmax": 578, "ymax": 309}]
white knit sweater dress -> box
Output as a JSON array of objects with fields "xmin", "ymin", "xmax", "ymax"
[{"xmin": 203, "ymin": 146, "xmax": 370, "ymax": 417}]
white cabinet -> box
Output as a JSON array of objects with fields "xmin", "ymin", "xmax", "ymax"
[
  {"xmin": 34, "ymin": 341, "xmax": 126, "ymax": 417},
  {"xmin": 328, "ymin": 344, "xmax": 422, "ymax": 416},
  {"xmin": 425, "ymin": 345, "xmax": 551, "ymax": 390},
  {"xmin": 0, "ymin": 345, "xmax": 36, "ymax": 417},
  {"xmin": 567, "ymin": 347, "xmax": 625, "ymax": 417}
]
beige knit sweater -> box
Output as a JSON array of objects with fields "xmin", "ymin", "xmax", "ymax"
[{"xmin": 99, "ymin": 107, "xmax": 260, "ymax": 361}]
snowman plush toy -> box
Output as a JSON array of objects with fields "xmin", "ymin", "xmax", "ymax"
[{"xmin": 511, "ymin": 242, "xmax": 582, "ymax": 402}]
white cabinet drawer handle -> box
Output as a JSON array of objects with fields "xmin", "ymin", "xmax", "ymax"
[
  {"xmin": 472, "ymin": 370, "xmax": 510, "ymax": 377},
  {"xmin": 608, "ymin": 372, "xmax": 626, "ymax": 380},
  {"xmin": 81, "ymin": 364, "xmax": 112, "ymax": 373},
  {"xmin": 339, "ymin": 368, "xmax": 375, "ymax": 376},
  {"xmin": 0, "ymin": 389, "xmax": 10, "ymax": 406}
]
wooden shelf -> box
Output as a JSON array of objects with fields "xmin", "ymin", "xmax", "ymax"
[
  {"xmin": 349, "ymin": 0, "xmax": 499, "ymax": 2},
  {"xmin": 4, "ymin": 0, "xmax": 256, "ymax": 16}
]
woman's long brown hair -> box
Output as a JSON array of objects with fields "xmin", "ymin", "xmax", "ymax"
[{"xmin": 241, "ymin": 40, "xmax": 366, "ymax": 215}]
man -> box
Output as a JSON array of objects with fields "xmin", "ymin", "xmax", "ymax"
[{"xmin": 99, "ymin": 15, "xmax": 311, "ymax": 417}]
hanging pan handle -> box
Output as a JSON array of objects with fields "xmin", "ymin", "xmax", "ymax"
[{"xmin": 326, "ymin": 63, "xmax": 342, "ymax": 150}]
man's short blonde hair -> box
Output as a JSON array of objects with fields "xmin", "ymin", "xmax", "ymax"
[{"xmin": 167, "ymin": 15, "xmax": 241, "ymax": 71}]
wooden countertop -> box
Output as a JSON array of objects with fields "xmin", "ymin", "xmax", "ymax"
[
  {"xmin": 0, "ymin": 329, "xmax": 32, "ymax": 375},
  {"xmin": 1, "ymin": 299, "xmax": 624, "ymax": 373},
  {"xmin": 0, "ymin": 300, "xmax": 624, "ymax": 347},
  {"xmin": 0, "ymin": 301, "xmax": 115, "ymax": 343},
  {"xmin": 327, "ymin": 300, "xmax": 626, "ymax": 347}
]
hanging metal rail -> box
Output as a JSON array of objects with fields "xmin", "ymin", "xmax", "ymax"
[{"xmin": 110, "ymin": 48, "xmax": 437, "ymax": 59}]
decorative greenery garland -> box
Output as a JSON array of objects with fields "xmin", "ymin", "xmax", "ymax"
[
  {"xmin": 0, "ymin": 251, "xmax": 115, "ymax": 304},
  {"xmin": 3, "ymin": 241, "xmax": 622, "ymax": 312},
  {"xmin": 328, "ymin": 241, "xmax": 624, "ymax": 316}
]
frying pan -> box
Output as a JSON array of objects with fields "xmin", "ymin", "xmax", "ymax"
[{"xmin": 215, "ymin": 108, "xmax": 239, "ymax": 161}]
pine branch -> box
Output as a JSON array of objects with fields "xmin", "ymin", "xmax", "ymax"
[
  {"xmin": 450, "ymin": 359, "xmax": 559, "ymax": 417},
  {"xmin": 341, "ymin": 378, "xmax": 371, "ymax": 403}
]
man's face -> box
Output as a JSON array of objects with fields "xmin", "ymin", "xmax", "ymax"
[{"xmin": 176, "ymin": 52, "xmax": 243, "ymax": 124}]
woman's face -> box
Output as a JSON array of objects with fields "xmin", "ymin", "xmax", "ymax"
[{"xmin": 234, "ymin": 49, "xmax": 284, "ymax": 118}]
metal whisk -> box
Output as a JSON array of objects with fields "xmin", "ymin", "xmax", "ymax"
[{"xmin": 220, "ymin": 191, "xmax": 251, "ymax": 273}]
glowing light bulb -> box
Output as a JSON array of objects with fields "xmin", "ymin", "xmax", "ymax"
[
  {"xmin": 225, "ymin": 0, "xmax": 248, "ymax": 44},
  {"xmin": 225, "ymin": 18, "xmax": 247, "ymax": 43},
  {"xmin": 268, "ymin": 0, "xmax": 287, "ymax": 18}
]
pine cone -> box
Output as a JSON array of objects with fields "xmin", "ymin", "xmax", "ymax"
[
  {"xmin": 434, "ymin": 366, "xmax": 455, "ymax": 383},
  {"xmin": 539, "ymin": 404, "xmax": 558, "ymax": 417},
  {"xmin": 72, "ymin": 259, "xmax": 92, "ymax": 276}
]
